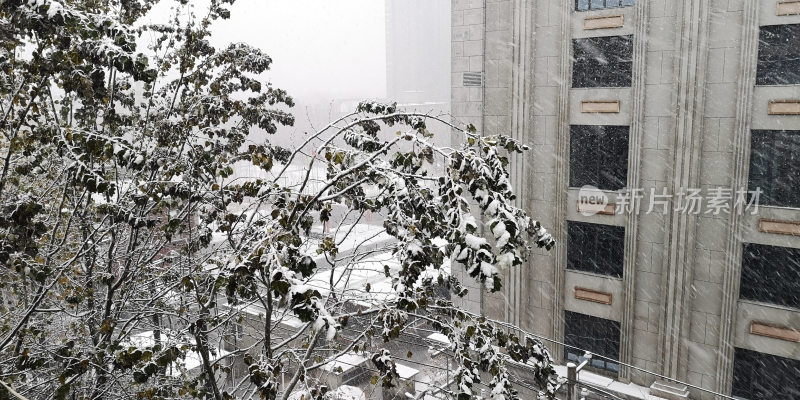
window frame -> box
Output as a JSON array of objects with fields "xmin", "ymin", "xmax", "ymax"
[
  {"xmin": 748, "ymin": 129, "xmax": 800, "ymax": 209},
  {"xmin": 732, "ymin": 347, "xmax": 800, "ymax": 400},
  {"xmin": 569, "ymin": 125, "xmax": 630, "ymax": 191},
  {"xmin": 755, "ymin": 24, "xmax": 800, "ymax": 86},
  {"xmin": 572, "ymin": 35, "xmax": 634, "ymax": 88},
  {"xmin": 567, "ymin": 221, "xmax": 625, "ymax": 279},
  {"xmin": 740, "ymin": 243, "xmax": 800, "ymax": 309},
  {"xmin": 575, "ymin": 0, "xmax": 635, "ymax": 12},
  {"xmin": 564, "ymin": 311, "xmax": 621, "ymax": 374}
]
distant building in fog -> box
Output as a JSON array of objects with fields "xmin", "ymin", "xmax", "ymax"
[{"xmin": 385, "ymin": 0, "xmax": 451, "ymax": 105}]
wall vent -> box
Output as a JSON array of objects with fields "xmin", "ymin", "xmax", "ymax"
[{"xmin": 463, "ymin": 72, "xmax": 482, "ymax": 87}]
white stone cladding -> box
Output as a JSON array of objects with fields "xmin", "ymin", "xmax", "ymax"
[{"xmin": 450, "ymin": 0, "xmax": 800, "ymax": 398}]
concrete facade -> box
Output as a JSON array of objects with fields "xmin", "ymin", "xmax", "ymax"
[{"xmin": 450, "ymin": 1, "xmax": 800, "ymax": 399}]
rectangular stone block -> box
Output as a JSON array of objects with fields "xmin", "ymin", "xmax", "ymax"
[
  {"xmin": 759, "ymin": 218, "xmax": 800, "ymax": 236},
  {"xmin": 768, "ymin": 100, "xmax": 800, "ymax": 115},
  {"xmin": 750, "ymin": 321, "xmax": 800, "ymax": 342},
  {"xmin": 573, "ymin": 287, "xmax": 613, "ymax": 305},
  {"xmin": 463, "ymin": 8, "xmax": 484, "ymax": 25},
  {"xmin": 583, "ymin": 15, "xmax": 625, "ymax": 30},
  {"xmin": 777, "ymin": 1, "xmax": 800, "ymax": 15},
  {"xmin": 581, "ymin": 100, "xmax": 621, "ymax": 113}
]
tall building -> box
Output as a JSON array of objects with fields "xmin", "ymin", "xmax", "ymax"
[
  {"xmin": 385, "ymin": 0, "xmax": 452, "ymax": 150},
  {"xmin": 385, "ymin": 0, "xmax": 451, "ymax": 105},
  {"xmin": 450, "ymin": 1, "xmax": 800, "ymax": 399}
]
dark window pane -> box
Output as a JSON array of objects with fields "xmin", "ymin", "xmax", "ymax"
[
  {"xmin": 748, "ymin": 129, "xmax": 800, "ymax": 208},
  {"xmin": 756, "ymin": 24, "xmax": 800, "ymax": 85},
  {"xmin": 564, "ymin": 311, "xmax": 621, "ymax": 374},
  {"xmin": 570, "ymin": 125, "xmax": 629, "ymax": 191},
  {"xmin": 567, "ymin": 221, "xmax": 624, "ymax": 278},
  {"xmin": 575, "ymin": 0, "xmax": 634, "ymax": 11},
  {"xmin": 733, "ymin": 348, "xmax": 800, "ymax": 400},
  {"xmin": 740, "ymin": 243, "xmax": 800, "ymax": 308},
  {"xmin": 573, "ymin": 36, "xmax": 633, "ymax": 88}
]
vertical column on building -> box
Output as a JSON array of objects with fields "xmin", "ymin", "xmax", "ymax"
[
  {"xmin": 551, "ymin": 0, "xmax": 574, "ymax": 361},
  {"xmin": 481, "ymin": 0, "xmax": 519, "ymax": 322},
  {"xmin": 715, "ymin": 0, "xmax": 761, "ymax": 397},
  {"xmin": 626, "ymin": 0, "xmax": 679, "ymax": 388},
  {"xmin": 618, "ymin": 0, "xmax": 650, "ymax": 383},
  {"xmin": 679, "ymin": 0, "xmax": 756, "ymax": 398},
  {"xmin": 451, "ymin": 0, "xmax": 487, "ymax": 315},
  {"xmin": 652, "ymin": 0, "xmax": 710, "ymax": 398},
  {"xmin": 506, "ymin": 0, "xmax": 533, "ymax": 328},
  {"xmin": 516, "ymin": 0, "xmax": 562, "ymax": 343}
]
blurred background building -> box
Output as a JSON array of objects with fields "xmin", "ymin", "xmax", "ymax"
[{"xmin": 385, "ymin": 0, "xmax": 451, "ymax": 105}]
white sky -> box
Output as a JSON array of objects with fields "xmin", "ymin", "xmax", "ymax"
[{"xmin": 211, "ymin": 0, "xmax": 387, "ymax": 102}]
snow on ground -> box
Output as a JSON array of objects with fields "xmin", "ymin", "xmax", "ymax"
[
  {"xmin": 551, "ymin": 364, "xmax": 656, "ymax": 400},
  {"xmin": 325, "ymin": 386, "xmax": 367, "ymax": 400},
  {"xmin": 307, "ymin": 223, "xmax": 395, "ymax": 257},
  {"xmin": 227, "ymin": 161, "xmax": 327, "ymax": 192},
  {"xmin": 221, "ymin": 222, "xmax": 453, "ymax": 328},
  {"xmin": 228, "ymin": 301, "xmax": 307, "ymax": 330},
  {"xmin": 127, "ymin": 330, "xmax": 230, "ymax": 377},
  {"xmin": 305, "ymin": 251, "xmax": 401, "ymax": 304},
  {"xmin": 288, "ymin": 385, "xmax": 366, "ymax": 400},
  {"xmin": 304, "ymin": 249, "xmax": 452, "ymax": 306}
]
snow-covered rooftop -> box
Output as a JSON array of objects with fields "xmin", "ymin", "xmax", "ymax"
[
  {"xmin": 395, "ymin": 362, "xmax": 420, "ymax": 380},
  {"xmin": 320, "ymin": 353, "xmax": 368, "ymax": 374}
]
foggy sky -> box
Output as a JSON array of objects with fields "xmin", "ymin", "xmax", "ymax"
[{"xmin": 211, "ymin": 0, "xmax": 387, "ymax": 102}]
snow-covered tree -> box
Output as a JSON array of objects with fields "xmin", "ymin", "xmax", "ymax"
[{"xmin": 0, "ymin": 1, "xmax": 558, "ymax": 399}]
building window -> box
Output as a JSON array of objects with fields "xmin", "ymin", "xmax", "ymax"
[
  {"xmin": 576, "ymin": 0, "xmax": 635, "ymax": 12},
  {"xmin": 570, "ymin": 125, "xmax": 629, "ymax": 191},
  {"xmin": 756, "ymin": 24, "xmax": 800, "ymax": 86},
  {"xmin": 748, "ymin": 130, "xmax": 800, "ymax": 208},
  {"xmin": 564, "ymin": 311, "xmax": 620, "ymax": 373},
  {"xmin": 567, "ymin": 221, "xmax": 624, "ymax": 278},
  {"xmin": 732, "ymin": 348, "xmax": 800, "ymax": 400},
  {"xmin": 572, "ymin": 35, "xmax": 633, "ymax": 88},
  {"xmin": 740, "ymin": 243, "xmax": 800, "ymax": 309}
]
